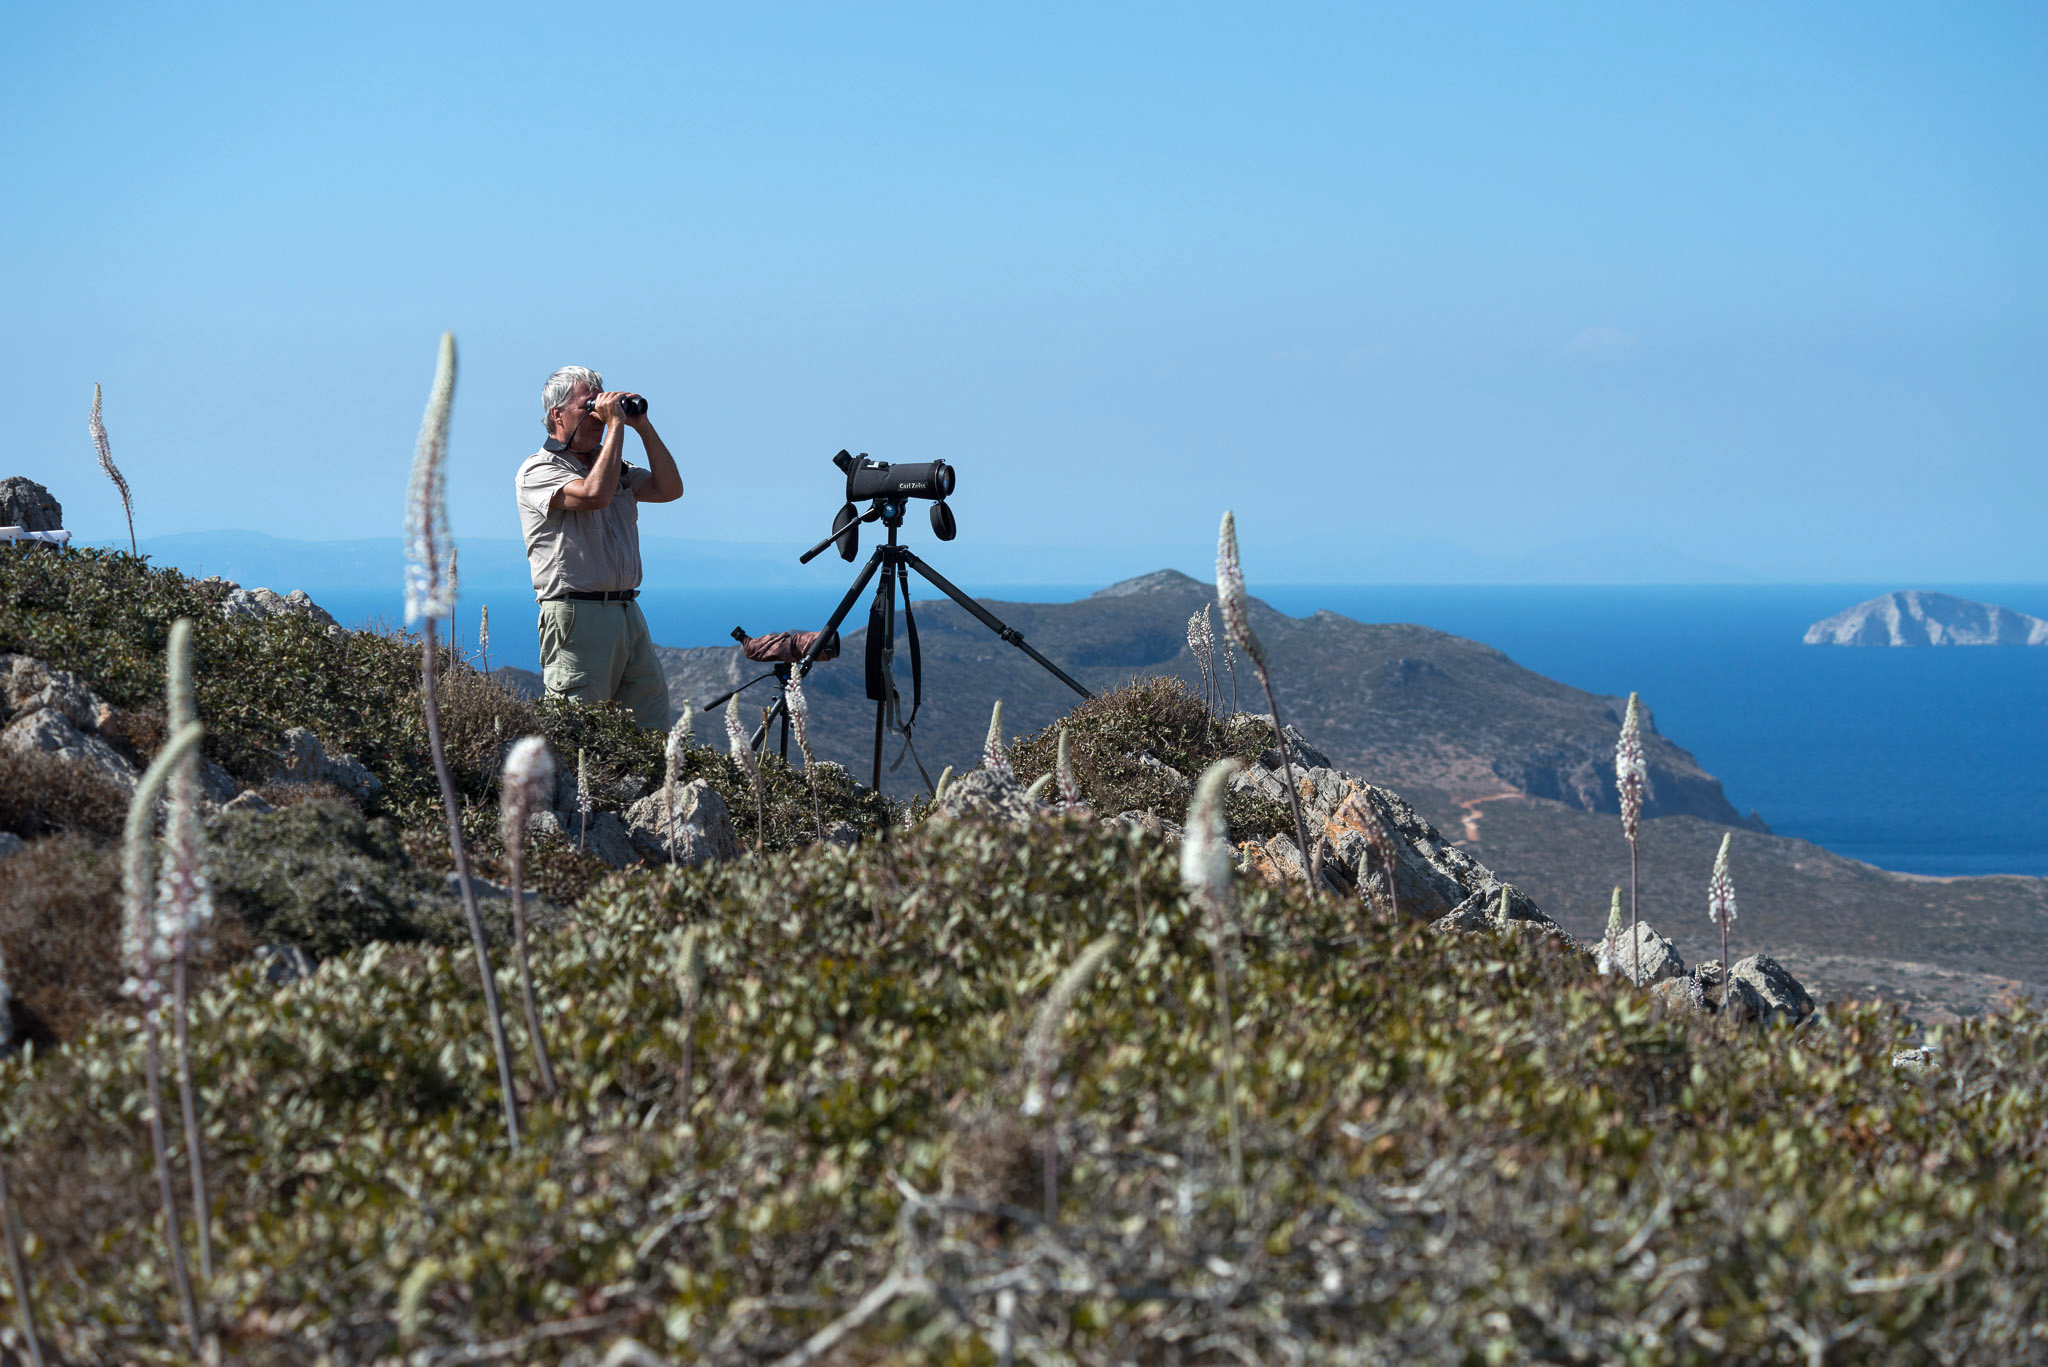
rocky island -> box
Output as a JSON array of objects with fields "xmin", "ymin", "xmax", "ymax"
[{"xmin": 1804, "ymin": 589, "xmax": 2048, "ymax": 646}]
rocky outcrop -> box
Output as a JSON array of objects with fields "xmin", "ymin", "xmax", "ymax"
[
  {"xmin": 202, "ymin": 578, "xmax": 342, "ymax": 634},
  {"xmin": 623, "ymin": 781, "xmax": 741, "ymax": 867},
  {"xmin": 1, "ymin": 655, "xmax": 141, "ymax": 798},
  {"xmin": 1597, "ymin": 922, "xmax": 1686, "ymax": 985},
  {"xmin": 1804, "ymin": 591, "xmax": 2048, "ymax": 647},
  {"xmin": 271, "ymin": 727, "xmax": 383, "ymax": 804},
  {"xmin": 926, "ymin": 742, "xmax": 1571, "ymax": 943},
  {"xmin": 0, "ymin": 477, "xmax": 62, "ymax": 533},
  {"xmin": 1728, "ymin": 952, "xmax": 1815, "ymax": 1025}
]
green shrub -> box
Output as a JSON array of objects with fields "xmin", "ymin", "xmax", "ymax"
[
  {"xmin": 1009, "ymin": 675, "xmax": 1293, "ymax": 838},
  {"xmin": 5, "ymin": 812, "xmax": 2042, "ymax": 1364},
  {"xmin": 206, "ymin": 799, "xmax": 450, "ymax": 957}
]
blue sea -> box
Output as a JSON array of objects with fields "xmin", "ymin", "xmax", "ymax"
[{"xmin": 310, "ymin": 581, "xmax": 2048, "ymax": 879}]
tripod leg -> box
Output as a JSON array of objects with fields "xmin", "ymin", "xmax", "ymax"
[
  {"xmin": 871, "ymin": 560, "xmax": 901, "ymax": 789},
  {"xmin": 797, "ymin": 549, "xmax": 888, "ymax": 678},
  {"xmin": 900, "ymin": 552, "xmax": 1094, "ymax": 699}
]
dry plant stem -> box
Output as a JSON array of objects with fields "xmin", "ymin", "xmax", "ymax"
[
  {"xmin": 1256, "ymin": 666, "xmax": 1315, "ymax": 884},
  {"xmin": 143, "ymin": 1013, "xmax": 202, "ymax": 1347},
  {"xmin": 0, "ymin": 1159, "xmax": 48, "ymax": 1367},
  {"xmin": 172, "ymin": 952, "xmax": 213, "ymax": 1283},
  {"xmin": 507, "ymin": 844, "xmax": 558, "ymax": 1099},
  {"xmin": 423, "ymin": 621, "xmax": 523, "ymax": 1149},
  {"xmin": 1629, "ymin": 838, "xmax": 1641, "ymax": 987},
  {"xmin": 1208, "ymin": 927, "xmax": 1245, "ymax": 1215}
]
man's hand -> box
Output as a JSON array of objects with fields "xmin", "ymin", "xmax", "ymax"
[{"xmin": 591, "ymin": 391, "xmax": 648, "ymax": 429}]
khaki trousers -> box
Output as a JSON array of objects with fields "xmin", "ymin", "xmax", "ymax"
[{"xmin": 537, "ymin": 599, "xmax": 670, "ymax": 729}]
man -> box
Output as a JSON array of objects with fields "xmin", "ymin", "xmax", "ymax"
[{"xmin": 514, "ymin": 365, "xmax": 684, "ymax": 728}]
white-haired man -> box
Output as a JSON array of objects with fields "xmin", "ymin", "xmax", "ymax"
[{"xmin": 514, "ymin": 365, "xmax": 684, "ymax": 728}]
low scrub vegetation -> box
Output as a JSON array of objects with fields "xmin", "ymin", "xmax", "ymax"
[{"xmin": 2, "ymin": 812, "xmax": 2043, "ymax": 1362}]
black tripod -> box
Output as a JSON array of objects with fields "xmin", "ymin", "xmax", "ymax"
[
  {"xmin": 795, "ymin": 497, "xmax": 1092, "ymax": 790},
  {"xmin": 702, "ymin": 653, "xmax": 796, "ymax": 761}
]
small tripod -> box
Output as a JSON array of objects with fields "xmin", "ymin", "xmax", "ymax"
[{"xmin": 795, "ymin": 497, "xmax": 1092, "ymax": 790}]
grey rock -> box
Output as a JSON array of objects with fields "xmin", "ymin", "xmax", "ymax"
[
  {"xmin": 1316, "ymin": 779, "xmax": 1494, "ymax": 919},
  {"xmin": 273, "ymin": 726, "xmax": 327, "ymax": 783},
  {"xmin": 222, "ymin": 586, "xmax": 340, "ymax": 632},
  {"xmin": 1229, "ymin": 763, "xmax": 1289, "ymax": 803},
  {"xmin": 1104, "ymin": 809, "xmax": 1187, "ymax": 841},
  {"xmin": 1892, "ymin": 1047, "xmax": 1939, "ymax": 1073},
  {"xmin": 1600, "ymin": 922, "xmax": 1686, "ymax": 985},
  {"xmin": 0, "ymin": 477, "xmax": 63, "ymax": 533},
  {"xmin": 1131, "ymin": 752, "xmax": 1191, "ymax": 791},
  {"xmin": 0, "ymin": 655, "xmax": 101, "ymax": 730},
  {"xmin": 581, "ymin": 810, "xmax": 639, "ymax": 868},
  {"xmin": 322, "ymin": 750, "xmax": 384, "ymax": 804},
  {"xmin": 1728, "ymin": 952, "xmax": 1815, "ymax": 1025},
  {"xmin": 270, "ymin": 726, "xmax": 382, "ymax": 802},
  {"xmin": 0, "ymin": 832, "xmax": 24, "ymax": 862},
  {"xmin": 824, "ymin": 820, "xmax": 859, "ymax": 849},
  {"xmin": 197, "ymin": 758, "xmax": 240, "ymax": 804},
  {"xmin": 1, "ymin": 707, "xmax": 139, "ymax": 794},
  {"xmin": 526, "ymin": 808, "xmax": 570, "ymax": 842},
  {"xmin": 623, "ymin": 781, "xmax": 741, "ymax": 867},
  {"xmin": 224, "ymin": 788, "xmax": 275, "ymax": 815},
  {"xmin": 1650, "ymin": 974, "xmax": 1711, "ymax": 1016},
  {"xmin": 1431, "ymin": 882, "xmax": 1571, "ymax": 945},
  {"xmin": 930, "ymin": 768, "xmax": 1046, "ymax": 828},
  {"xmin": 1716, "ymin": 974, "xmax": 1774, "ymax": 1025}
]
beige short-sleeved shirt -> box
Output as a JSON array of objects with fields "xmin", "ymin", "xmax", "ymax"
[{"xmin": 514, "ymin": 446, "xmax": 653, "ymax": 600}]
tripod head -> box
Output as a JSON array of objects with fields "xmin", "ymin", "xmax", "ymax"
[{"xmin": 798, "ymin": 450, "xmax": 958, "ymax": 564}]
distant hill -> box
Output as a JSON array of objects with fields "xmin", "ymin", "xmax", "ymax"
[
  {"xmin": 1805, "ymin": 590, "xmax": 2048, "ymax": 646},
  {"xmin": 656, "ymin": 568, "xmax": 1754, "ymax": 827}
]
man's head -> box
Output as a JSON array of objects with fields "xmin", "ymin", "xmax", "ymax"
[{"xmin": 542, "ymin": 365, "xmax": 604, "ymax": 449}]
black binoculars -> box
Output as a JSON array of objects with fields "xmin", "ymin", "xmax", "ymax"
[{"xmin": 583, "ymin": 394, "xmax": 649, "ymax": 418}]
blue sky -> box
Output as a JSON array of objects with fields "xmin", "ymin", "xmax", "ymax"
[{"xmin": 6, "ymin": 2, "xmax": 2043, "ymax": 583}]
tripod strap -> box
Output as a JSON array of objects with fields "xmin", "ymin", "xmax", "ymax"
[{"xmin": 899, "ymin": 570, "xmax": 922, "ymax": 730}]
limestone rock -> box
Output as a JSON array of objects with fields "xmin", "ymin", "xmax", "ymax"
[
  {"xmin": 1131, "ymin": 752, "xmax": 1191, "ymax": 791},
  {"xmin": 1229, "ymin": 764, "xmax": 1289, "ymax": 803},
  {"xmin": 1105, "ymin": 809, "xmax": 1186, "ymax": 841},
  {"xmin": 1892, "ymin": 1047, "xmax": 1939, "ymax": 1073},
  {"xmin": 197, "ymin": 758, "xmax": 240, "ymax": 804},
  {"xmin": 270, "ymin": 726, "xmax": 382, "ymax": 803},
  {"xmin": 224, "ymin": 789, "xmax": 275, "ymax": 815},
  {"xmin": 0, "ymin": 477, "xmax": 62, "ymax": 533},
  {"xmin": 1715, "ymin": 974, "xmax": 1774, "ymax": 1025},
  {"xmin": 581, "ymin": 810, "xmax": 638, "ymax": 868},
  {"xmin": 221, "ymin": 585, "xmax": 341, "ymax": 633},
  {"xmin": 929, "ymin": 768, "xmax": 1046, "ymax": 828},
  {"xmin": 824, "ymin": 820, "xmax": 860, "ymax": 849},
  {"xmin": 623, "ymin": 781, "xmax": 741, "ymax": 867},
  {"xmin": 2, "ymin": 707, "xmax": 139, "ymax": 795},
  {"xmin": 1650, "ymin": 974, "xmax": 1711, "ymax": 1017},
  {"xmin": 1728, "ymin": 953, "xmax": 1814, "ymax": 1025},
  {"xmin": 1600, "ymin": 922, "xmax": 1686, "ymax": 985},
  {"xmin": 1430, "ymin": 883, "xmax": 1572, "ymax": 945}
]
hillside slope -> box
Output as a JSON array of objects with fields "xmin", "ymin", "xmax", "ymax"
[{"xmin": 657, "ymin": 569, "xmax": 1751, "ymax": 825}]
